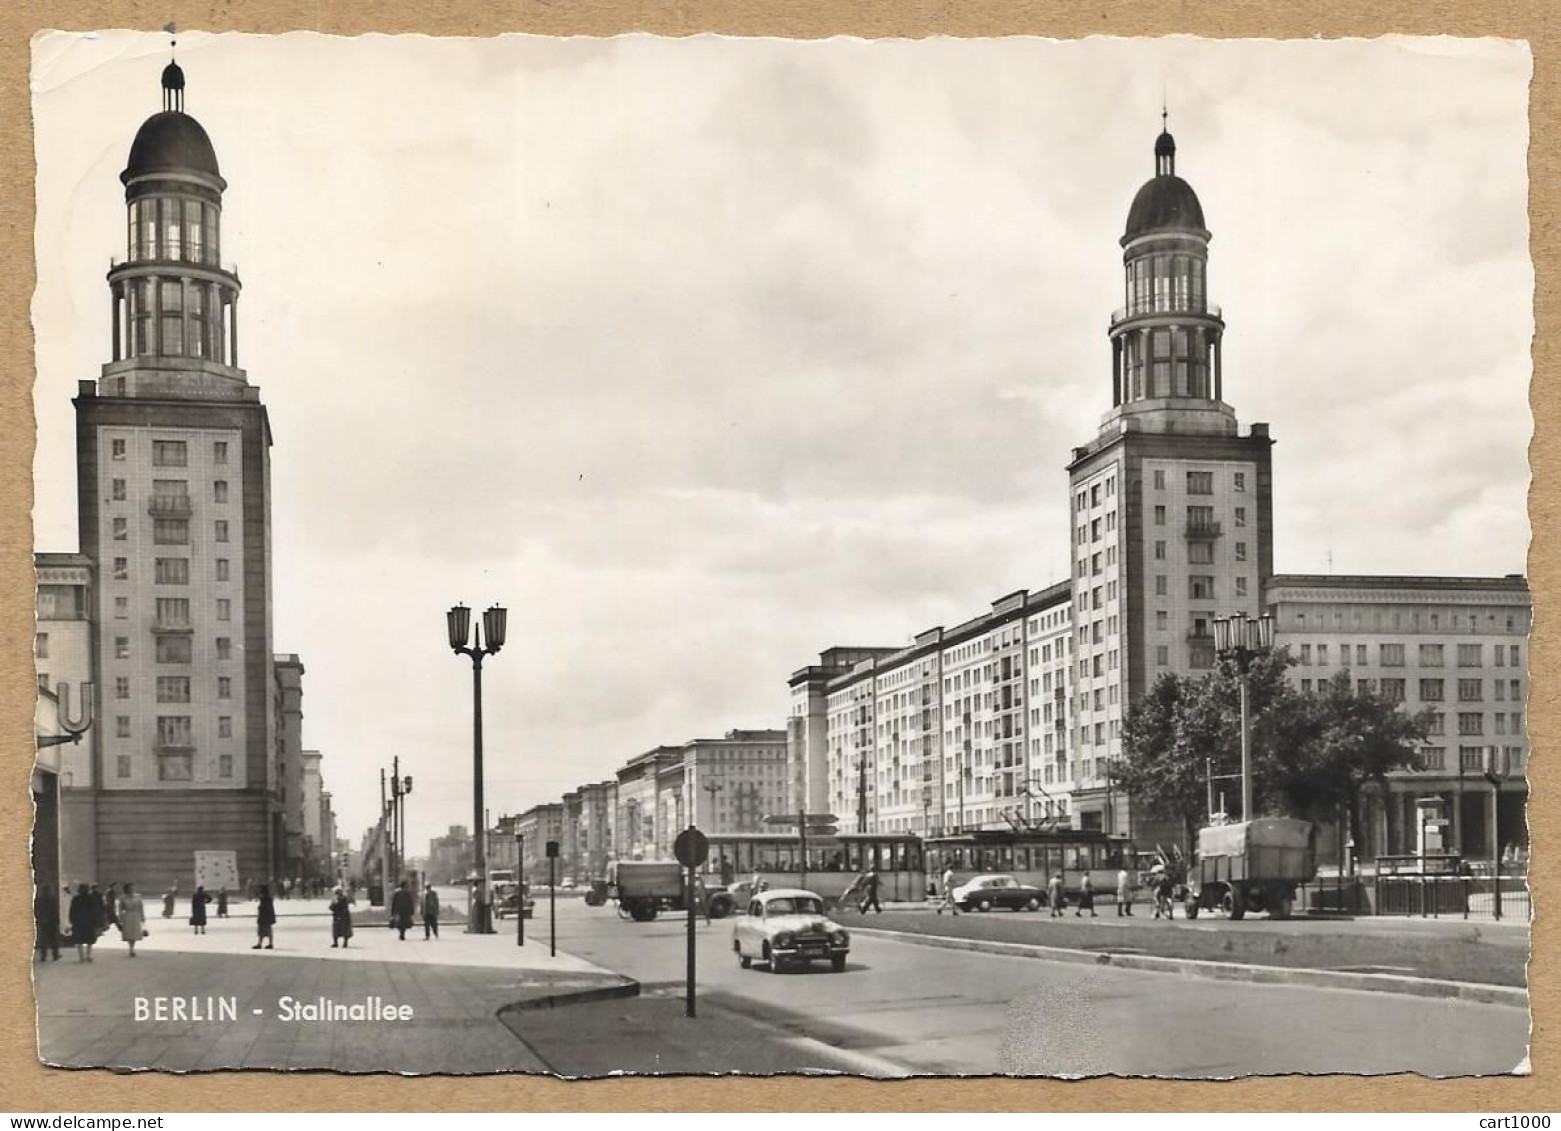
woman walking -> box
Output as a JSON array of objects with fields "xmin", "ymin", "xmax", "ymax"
[
  {"xmin": 329, "ymin": 888, "xmax": 354, "ymax": 948},
  {"xmin": 104, "ymin": 884, "xmax": 121, "ymax": 931},
  {"xmin": 216, "ymin": 888, "xmax": 229, "ymax": 918},
  {"xmin": 118, "ymin": 882, "xmax": 146, "ymax": 957},
  {"xmin": 252, "ymin": 885, "xmax": 276, "ymax": 950},
  {"xmin": 68, "ymin": 883, "xmax": 98, "ymax": 962},
  {"xmin": 1075, "ymin": 874, "xmax": 1098, "ymax": 918},
  {"xmin": 189, "ymin": 886, "xmax": 211, "ymax": 935}
]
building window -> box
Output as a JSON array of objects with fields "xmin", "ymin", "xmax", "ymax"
[
  {"xmin": 154, "ymin": 518, "xmax": 189, "ymax": 545},
  {"xmin": 1156, "ymin": 611, "xmax": 1169, "ymax": 630},
  {"xmin": 1379, "ymin": 678, "xmax": 1406, "ymax": 703},
  {"xmin": 158, "ymin": 755, "xmax": 194, "ymax": 782},
  {"xmin": 1154, "ymin": 505, "xmax": 1166, "ymax": 526},
  {"xmin": 111, "ymin": 438, "xmax": 126, "ymax": 460},
  {"xmin": 213, "ymin": 441, "xmax": 228, "ymax": 464},
  {"xmin": 1357, "ymin": 679, "xmax": 1375, "ymax": 696},
  {"xmin": 113, "ymin": 557, "xmax": 128, "ymax": 581},
  {"xmin": 1380, "ymin": 643, "xmax": 1405, "ymax": 667},
  {"xmin": 34, "ymin": 632, "xmax": 48, "ymax": 659},
  {"xmin": 115, "ymin": 676, "xmax": 130, "ymax": 699},
  {"xmin": 1189, "ymin": 576, "xmax": 1215, "ymax": 601},
  {"xmin": 152, "ymin": 440, "xmax": 188, "ymax": 467},
  {"xmin": 1234, "ymin": 507, "xmax": 1246, "ymax": 528},
  {"xmin": 1154, "ymin": 540, "xmax": 1166, "ymax": 561},
  {"xmin": 215, "ymin": 598, "xmax": 231, "ymax": 622},
  {"xmin": 1235, "ymin": 576, "xmax": 1248, "ymax": 597},
  {"xmin": 116, "ymin": 716, "xmax": 131, "ymax": 738},
  {"xmin": 1427, "ymin": 712, "xmax": 1444, "ymax": 736},
  {"xmin": 1510, "ymin": 644, "xmax": 1521, "ymax": 667},
  {"xmin": 154, "ymin": 557, "xmax": 189, "ymax": 585},
  {"xmin": 115, "ymin": 636, "xmax": 130, "ymax": 659},
  {"xmin": 216, "ymin": 558, "xmax": 230, "ymax": 582},
  {"xmin": 111, "ymin": 479, "xmax": 126, "ymax": 502},
  {"xmin": 114, "ymin": 596, "xmax": 128, "ymax": 618},
  {"xmin": 1458, "ymin": 678, "xmax": 1483, "ymax": 702},
  {"xmin": 1188, "ymin": 541, "xmax": 1214, "ymax": 565},
  {"xmin": 155, "ymin": 635, "xmax": 191, "ymax": 663},
  {"xmin": 1234, "ymin": 472, "xmax": 1246, "ymax": 492},
  {"xmin": 1189, "ymin": 640, "xmax": 1215, "ymax": 669},
  {"xmin": 1299, "ymin": 644, "xmax": 1312, "ymax": 665},
  {"xmin": 1234, "ymin": 542, "xmax": 1247, "ymax": 562},
  {"xmin": 156, "ymin": 597, "xmax": 190, "ymax": 627},
  {"xmin": 215, "ymin": 520, "xmax": 229, "ymax": 543},
  {"xmin": 1155, "ymin": 575, "xmax": 1168, "ymax": 597},
  {"xmin": 1356, "ymin": 644, "xmax": 1368, "ymax": 666},
  {"xmin": 113, "ymin": 517, "xmax": 128, "ymax": 541},
  {"xmin": 1457, "ymin": 713, "xmax": 1484, "ymax": 736},
  {"xmin": 117, "ymin": 755, "xmax": 132, "ymax": 779},
  {"xmin": 1187, "ymin": 471, "xmax": 1213, "ymax": 495},
  {"xmin": 1419, "ymin": 643, "xmax": 1444, "ymax": 667},
  {"xmin": 1301, "ymin": 679, "xmax": 1312, "ymax": 693},
  {"xmin": 218, "ymin": 676, "xmax": 232, "ymax": 700},
  {"xmin": 1420, "ymin": 679, "xmax": 1445, "ymax": 701},
  {"xmin": 1421, "ymin": 747, "xmax": 1445, "ymax": 771},
  {"xmin": 156, "ymin": 676, "xmax": 191, "ymax": 703},
  {"xmin": 218, "ymin": 715, "xmax": 232, "ymax": 738},
  {"xmin": 214, "ymin": 480, "xmax": 229, "ymax": 504},
  {"xmin": 218, "ymin": 754, "xmax": 234, "ymax": 778},
  {"xmin": 1153, "ymin": 470, "xmax": 1165, "ymax": 490},
  {"xmin": 1457, "ymin": 643, "xmax": 1483, "ymax": 667}
]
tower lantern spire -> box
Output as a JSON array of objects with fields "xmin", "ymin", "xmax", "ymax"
[{"xmin": 161, "ymin": 31, "xmax": 184, "ymax": 112}]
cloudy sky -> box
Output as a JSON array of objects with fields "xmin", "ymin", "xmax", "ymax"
[{"xmin": 31, "ymin": 32, "xmax": 1532, "ymax": 854}]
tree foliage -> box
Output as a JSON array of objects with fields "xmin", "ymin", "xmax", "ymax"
[{"xmin": 1113, "ymin": 648, "xmax": 1431, "ymax": 848}]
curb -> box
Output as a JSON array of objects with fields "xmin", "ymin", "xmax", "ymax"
[
  {"xmin": 852, "ymin": 926, "xmax": 1528, "ymax": 1008},
  {"xmin": 497, "ymin": 975, "xmax": 641, "ymax": 1013}
]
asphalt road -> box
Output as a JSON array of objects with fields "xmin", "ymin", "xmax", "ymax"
[{"xmin": 541, "ymin": 897, "xmax": 1529, "ymax": 1077}]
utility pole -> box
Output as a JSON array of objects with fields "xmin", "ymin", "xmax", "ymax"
[
  {"xmin": 701, "ymin": 780, "xmax": 724, "ymax": 831},
  {"xmin": 856, "ymin": 753, "xmax": 868, "ymax": 834}
]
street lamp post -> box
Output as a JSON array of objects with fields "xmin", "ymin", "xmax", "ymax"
[
  {"xmin": 1212, "ymin": 612, "xmax": 1275, "ymax": 822},
  {"xmin": 447, "ymin": 602, "xmax": 507, "ymax": 934}
]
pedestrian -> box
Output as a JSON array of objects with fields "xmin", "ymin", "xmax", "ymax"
[
  {"xmin": 937, "ymin": 864, "xmax": 960, "ymax": 916},
  {"xmin": 718, "ymin": 855, "xmax": 734, "ymax": 887},
  {"xmin": 330, "ymin": 888, "xmax": 354, "ymax": 948},
  {"xmin": 104, "ymin": 883, "xmax": 121, "ymax": 930},
  {"xmin": 68, "ymin": 883, "xmax": 97, "ymax": 962},
  {"xmin": 216, "ymin": 888, "xmax": 229, "ymax": 918},
  {"xmin": 252, "ymin": 884, "xmax": 275, "ymax": 950},
  {"xmin": 858, "ymin": 867, "xmax": 883, "ymax": 914},
  {"xmin": 161, "ymin": 884, "xmax": 176, "ymax": 919},
  {"xmin": 1154, "ymin": 871, "xmax": 1176, "ymax": 921},
  {"xmin": 421, "ymin": 885, "xmax": 440, "ymax": 940},
  {"xmin": 692, "ymin": 873, "xmax": 711, "ymax": 925},
  {"xmin": 1047, "ymin": 873, "xmax": 1065, "ymax": 918},
  {"xmin": 189, "ymin": 886, "xmax": 210, "ymax": 935},
  {"xmin": 34, "ymin": 884, "xmax": 61, "ymax": 961},
  {"xmin": 390, "ymin": 880, "xmax": 415, "ymax": 941},
  {"xmin": 89, "ymin": 884, "xmax": 108, "ymax": 939},
  {"xmin": 1116, "ymin": 867, "xmax": 1134, "ymax": 917},
  {"xmin": 118, "ymin": 882, "xmax": 146, "ymax": 958},
  {"xmin": 1075, "ymin": 874, "xmax": 1097, "ymax": 917}
]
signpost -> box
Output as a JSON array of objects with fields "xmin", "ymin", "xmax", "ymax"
[
  {"xmin": 515, "ymin": 832, "xmax": 524, "ymax": 948},
  {"xmin": 673, "ymin": 826, "xmax": 710, "ymax": 1019},
  {"xmin": 545, "ymin": 840, "xmax": 559, "ymax": 955}
]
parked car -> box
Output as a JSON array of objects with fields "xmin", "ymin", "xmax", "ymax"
[
  {"xmin": 952, "ymin": 873, "xmax": 1047, "ymax": 912},
  {"xmin": 733, "ymin": 888, "xmax": 850, "ymax": 973}
]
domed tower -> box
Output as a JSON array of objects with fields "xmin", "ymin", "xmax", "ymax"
[
  {"xmin": 103, "ymin": 58, "xmax": 242, "ymax": 384},
  {"xmin": 74, "ymin": 58, "xmax": 280, "ymax": 892},
  {"xmin": 1063, "ymin": 118, "xmax": 1273, "ymax": 844},
  {"xmin": 1108, "ymin": 118, "xmax": 1228, "ymax": 422}
]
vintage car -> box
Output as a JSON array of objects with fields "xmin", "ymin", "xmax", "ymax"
[
  {"xmin": 732, "ymin": 888, "xmax": 851, "ymax": 973},
  {"xmin": 951, "ymin": 873, "xmax": 1047, "ymax": 912}
]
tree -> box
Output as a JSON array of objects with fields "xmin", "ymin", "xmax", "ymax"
[{"xmin": 1113, "ymin": 649, "xmax": 1428, "ymax": 855}]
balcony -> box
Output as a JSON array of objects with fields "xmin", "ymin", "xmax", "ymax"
[
  {"xmin": 1110, "ymin": 300, "xmax": 1223, "ymax": 327},
  {"xmin": 1186, "ymin": 629, "xmax": 1215, "ymax": 643},
  {"xmin": 148, "ymin": 492, "xmax": 194, "ymax": 517},
  {"xmin": 1184, "ymin": 518, "xmax": 1223, "ymax": 539},
  {"xmin": 152, "ymin": 619, "xmax": 194, "ymax": 635},
  {"xmin": 154, "ymin": 738, "xmax": 196, "ymax": 755}
]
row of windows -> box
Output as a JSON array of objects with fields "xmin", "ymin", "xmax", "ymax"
[
  {"xmin": 1291, "ymin": 608, "xmax": 1527, "ymax": 634},
  {"xmin": 109, "ymin": 478, "xmax": 230, "ymax": 503},
  {"xmin": 1153, "ymin": 538, "xmax": 1248, "ymax": 563},
  {"xmin": 111, "ymin": 634, "xmax": 235, "ymax": 662},
  {"xmin": 128, "ymin": 197, "xmax": 220, "ymax": 265},
  {"xmin": 1149, "ymin": 468, "xmax": 1247, "ymax": 495},
  {"xmin": 107, "ymin": 512, "xmax": 232, "ymax": 546},
  {"xmin": 114, "ymin": 439, "xmax": 231, "ymax": 466},
  {"xmin": 1073, "ymin": 476, "xmax": 1118, "ymax": 513},
  {"xmin": 1294, "ymin": 642, "xmax": 1517, "ymax": 668},
  {"xmin": 113, "ymin": 752, "xmax": 234, "ymax": 781}
]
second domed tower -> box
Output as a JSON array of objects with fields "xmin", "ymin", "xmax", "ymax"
[{"xmin": 1108, "ymin": 122, "xmax": 1225, "ymax": 413}]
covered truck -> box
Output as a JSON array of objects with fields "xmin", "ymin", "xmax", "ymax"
[
  {"xmin": 1184, "ymin": 817, "xmax": 1317, "ymax": 921},
  {"xmin": 606, "ymin": 860, "xmax": 735, "ymax": 921}
]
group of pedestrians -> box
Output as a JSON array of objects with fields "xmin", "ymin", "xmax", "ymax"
[{"xmin": 34, "ymin": 882, "xmax": 147, "ymax": 962}]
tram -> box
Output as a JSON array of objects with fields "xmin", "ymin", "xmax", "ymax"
[
  {"xmin": 702, "ymin": 831, "xmax": 926, "ymax": 906},
  {"xmin": 923, "ymin": 828, "xmax": 1137, "ymax": 896}
]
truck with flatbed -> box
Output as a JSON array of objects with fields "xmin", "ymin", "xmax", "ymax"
[{"xmin": 606, "ymin": 859, "xmax": 735, "ymax": 921}]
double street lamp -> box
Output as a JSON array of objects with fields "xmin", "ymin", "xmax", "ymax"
[
  {"xmin": 1212, "ymin": 612, "xmax": 1275, "ymax": 822},
  {"xmin": 447, "ymin": 602, "xmax": 507, "ymax": 934}
]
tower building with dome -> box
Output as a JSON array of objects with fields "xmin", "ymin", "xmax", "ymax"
[
  {"xmin": 785, "ymin": 120, "xmax": 1528, "ymax": 864},
  {"xmin": 65, "ymin": 58, "xmax": 286, "ymax": 886}
]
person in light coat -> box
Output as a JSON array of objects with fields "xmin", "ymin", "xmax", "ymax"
[
  {"xmin": 1116, "ymin": 867, "xmax": 1135, "ymax": 916},
  {"xmin": 118, "ymin": 882, "xmax": 146, "ymax": 958}
]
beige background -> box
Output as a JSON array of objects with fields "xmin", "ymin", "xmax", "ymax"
[{"xmin": 2, "ymin": 1, "xmax": 1554, "ymax": 1112}]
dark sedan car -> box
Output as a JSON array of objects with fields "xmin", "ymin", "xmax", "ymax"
[{"xmin": 952, "ymin": 873, "xmax": 1047, "ymax": 912}]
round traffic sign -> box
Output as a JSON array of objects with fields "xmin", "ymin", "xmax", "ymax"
[{"xmin": 673, "ymin": 827, "xmax": 709, "ymax": 868}]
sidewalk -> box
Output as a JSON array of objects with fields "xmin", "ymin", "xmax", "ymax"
[{"xmin": 35, "ymin": 912, "xmax": 632, "ymax": 1074}]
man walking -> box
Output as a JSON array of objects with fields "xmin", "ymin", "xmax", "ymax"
[
  {"xmin": 1047, "ymin": 873, "xmax": 1065, "ymax": 918},
  {"xmin": 937, "ymin": 864, "xmax": 960, "ymax": 916},
  {"xmin": 421, "ymin": 885, "xmax": 440, "ymax": 940},
  {"xmin": 1075, "ymin": 874, "xmax": 1098, "ymax": 917},
  {"xmin": 34, "ymin": 884, "xmax": 60, "ymax": 962},
  {"xmin": 390, "ymin": 880, "xmax": 415, "ymax": 941},
  {"xmin": 858, "ymin": 866, "xmax": 883, "ymax": 915}
]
